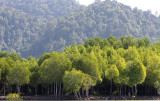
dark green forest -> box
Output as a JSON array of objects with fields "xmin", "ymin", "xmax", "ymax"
[
  {"xmin": 1, "ymin": 36, "xmax": 160, "ymax": 98},
  {"xmin": 0, "ymin": 0, "xmax": 160, "ymax": 58}
]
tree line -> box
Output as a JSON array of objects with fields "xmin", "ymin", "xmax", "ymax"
[{"xmin": 0, "ymin": 36, "xmax": 160, "ymax": 98}]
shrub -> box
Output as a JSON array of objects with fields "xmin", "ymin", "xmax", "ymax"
[{"xmin": 6, "ymin": 93, "xmax": 22, "ymax": 100}]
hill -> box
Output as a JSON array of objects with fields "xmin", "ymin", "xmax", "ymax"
[
  {"xmin": 0, "ymin": 0, "xmax": 82, "ymax": 57},
  {"xmin": 0, "ymin": 6, "xmax": 48, "ymax": 54},
  {"xmin": 24, "ymin": 0, "xmax": 160, "ymax": 57},
  {"xmin": 1, "ymin": 0, "xmax": 160, "ymax": 57},
  {"xmin": 0, "ymin": 0, "xmax": 83, "ymax": 19}
]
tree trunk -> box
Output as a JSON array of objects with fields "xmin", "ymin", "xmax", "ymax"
[
  {"xmin": 128, "ymin": 87, "xmax": 130, "ymax": 96},
  {"xmin": 74, "ymin": 92, "xmax": 79, "ymax": 99},
  {"xmin": 121, "ymin": 86, "xmax": 123, "ymax": 96},
  {"xmin": 151, "ymin": 87, "xmax": 153, "ymax": 95},
  {"xmin": 82, "ymin": 89, "xmax": 84, "ymax": 96},
  {"xmin": 146, "ymin": 86, "xmax": 147, "ymax": 95},
  {"xmin": 132, "ymin": 86, "xmax": 134, "ymax": 95},
  {"xmin": 135, "ymin": 85, "xmax": 137, "ymax": 95},
  {"xmin": 42, "ymin": 85, "xmax": 43, "ymax": 95},
  {"xmin": 86, "ymin": 86, "xmax": 89, "ymax": 97},
  {"xmin": 120, "ymin": 86, "xmax": 122, "ymax": 96},
  {"xmin": 125, "ymin": 85, "xmax": 126, "ymax": 96},
  {"xmin": 17, "ymin": 85, "xmax": 20, "ymax": 94},
  {"xmin": 51, "ymin": 84, "xmax": 53, "ymax": 95},
  {"xmin": 110, "ymin": 79, "xmax": 112, "ymax": 96},
  {"xmin": 27, "ymin": 85, "xmax": 29, "ymax": 95},
  {"xmin": 118, "ymin": 86, "xmax": 119, "ymax": 95},
  {"xmin": 62, "ymin": 88, "xmax": 64, "ymax": 95},
  {"xmin": 148, "ymin": 86, "xmax": 150, "ymax": 95},
  {"xmin": 11, "ymin": 85, "xmax": 12, "ymax": 93},
  {"xmin": 3, "ymin": 83, "xmax": 5, "ymax": 95},
  {"xmin": 78, "ymin": 91, "xmax": 81, "ymax": 100},
  {"xmin": 54, "ymin": 82, "xmax": 55, "ymax": 95},
  {"xmin": 59, "ymin": 82, "xmax": 61, "ymax": 95},
  {"xmin": 35, "ymin": 87, "xmax": 38, "ymax": 96},
  {"xmin": 56, "ymin": 82, "xmax": 58, "ymax": 96},
  {"xmin": 47, "ymin": 85, "xmax": 49, "ymax": 95}
]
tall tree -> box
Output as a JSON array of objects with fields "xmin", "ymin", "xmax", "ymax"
[
  {"xmin": 7, "ymin": 61, "xmax": 30, "ymax": 94},
  {"xmin": 126, "ymin": 58, "xmax": 146, "ymax": 95},
  {"xmin": 105, "ymin": 65, "xmax": 119, "ymax": 96}
]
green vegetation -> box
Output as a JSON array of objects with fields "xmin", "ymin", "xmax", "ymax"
[
  {"xmin": 0, "ymin": 0, "xmax": 160, "ymax": 58},
  {"xmin": 6, "ymin": 93, "xmax": 22, "ymax": 100},
  {"xmin": 0, "ymin": 0, "xmax": 82, "ymax": 18},
  {"xmin": 0, "ymin": 0, "xmax": 82, "ymax": 57},
  {"xmin": 1, "ymin": 36, "xmax": 160, "ymax": 98},
  {"xmin": 1, "ymin": 0, "xmax": 160, "ymax": 98},
  {"xmin": 24, "ymin": 0, "xmax": 160, "ymax": 58}
]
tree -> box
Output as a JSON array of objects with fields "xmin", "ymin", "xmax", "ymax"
[
  {"xmin": 82, "ymin": 74, "xmax": 94, "ymax": 97},
  {"xmin": 10, "ymin": 52, "xmax": 19, "ymax": 62},
  {"xmin": 0, "ymin": 57, "xmax": 14, "ymax": 95},
  {"xmin": 73, "ymin": 51, "xmax": 102, "ymax": 84},
  {"xmin": 63, "ymin": 68, "xmax": 93, "ymax": 99},
  {"xmin": 145, "ymin": 55, "xmax": 160, "ymax": 95},
  {"xmin": 120, "ymin": 35, "xmax": 137, "ymax": 49},
  {"xmin": 105, "ymin": 65, "xmax": 119, "ymax": 96},
  {"xmin": 7, "ymin": 61, "xmax": 30, "ymax": 94},
  {"xmin": 37, "ymin": 53, "xmax": 52, "ymax": 66},
  {"xmin": 138, "ymin": 38, "xmax": 145, "ymax": 47},
  {"xmin": 113, "ymin": 57, "xmax": 127, "ymax": 95},
  {"xmin": 63, "ymin": 68, "xmax": 84, "ymax": 99},
  {"xmin": 28, "ymin": 56, "xmax": 40, "ymax": 95},
  {"xmin": 126, "ymin": 58, "xmax": 146, "ymax": 95},
  {"xmin": 39, "ymin": 52, "xmax": 72, "ymax": 95},
  {"xmin": 144, "ymin": 37, "xmax": 150, "ymax": 47},
  {"xmin": 0, "ymin": 51, "xmax": 9, "ymax": 58},
  {"xmin": 124, "ymin": 46, "xmax": 140, "ymax": 61}
]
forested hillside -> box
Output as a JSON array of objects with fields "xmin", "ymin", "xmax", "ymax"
[
  {"xmin": 1, "ymin": 36, "xmax": 160, "ymax": 97},
  {"xmin": 24, "ymin": 0, "xmax": 160, "ymax": 57},
  {"xmin": 1, "ymin": 0, "xmax": 160, "ymax": 58},
  {"xmin": 0, "ymin": 0, "xmax": 82, "ymax": 19},
  {"xmin": 0, "ymin": 0, "xmax": 82, "ymax": 57},
  {"xmin": 0, "ymin": 7, "xmax": 48, "ymax": 53}
]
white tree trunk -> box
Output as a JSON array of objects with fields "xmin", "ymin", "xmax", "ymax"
[
  {"xmin": 78, "ymin": 91, "xmax": 81, "ymax": 100},
  {"xmin": 86, "ymin": 86, "xmax": 89, "ymax": 97},
  {"xmin": 56, "ymin": 82, "xmax": 58, "ymax": 96},
  {"xmin": 135, "ymin": 85, "xmax": 137, "ymax": 95},
  {"xmin": 74, "ymin": 92, "xmax": 79, "ymax": 99},
  {"xmin": 17, "ymin": 85, "xmax": 20, "ymax": 94}
]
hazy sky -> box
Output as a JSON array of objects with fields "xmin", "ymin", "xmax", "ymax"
[{"xmin": 77, "ymin": 0, "xmax": 160, "ymax": 14}]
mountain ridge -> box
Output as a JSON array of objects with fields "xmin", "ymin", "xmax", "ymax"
[{"xmin": 0, "ymin": 0, "xmax": 160, "ymax": 58}]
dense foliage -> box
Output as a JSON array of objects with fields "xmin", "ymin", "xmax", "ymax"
[
  {"xmin": 1, "ymin": 0, "xmax": 160, "ymax": 58},
  {"xmin": 0, "ymin": 0, "xmax": 82, "ymax": 19},
  {"xmin": 25, "ymin": 0, "xmax": 160, "ymax": 57},
  {"xmin": 0, "ymin": 0, "xmax": 82, "ymax": 57},
  {"xmin": 1, "ymin": 36, "xmax": 160, "ymax": 98},
  {"xmin": 0, "ymin": 6, "xmax": 48, "ymax": 54}
]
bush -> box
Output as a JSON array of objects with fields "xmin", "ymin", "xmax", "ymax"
[
  {"xmin": 112, "ymin": 90, "xmax": 118, "ymax": 95},
  {"xmin": 6, "ymin": 93, "xmax": 22, "ymax": 100}
]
